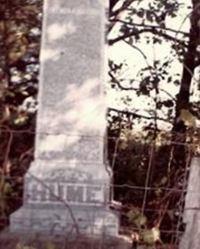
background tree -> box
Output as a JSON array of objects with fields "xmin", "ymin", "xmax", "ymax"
[
  {"xmin": 0, "ymin": 0, "xmax": 42, "ymax": 229},
  {"xmin": 108, "ymin": 0, "xmax": 200, "ymax": 134},
  {"xmin": 107, "ymin": 0, "xmax": 200, "ymax": 172},
  {"xmin": 107, "ymin": 0, "xmax": 200, "ymax": 243}
]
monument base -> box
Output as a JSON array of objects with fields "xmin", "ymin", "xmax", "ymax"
[
  {"xmin": 0, "ymin": 229, "xmax": 131, "ymax": 249},
  {"xmin": 10, "ymin": 205, "xmax": 119, "ymax": 236},
  {"xmin": 179, "ymin": 212, "xmax": 200, "ymax": 249},
  {"xmin": 10, "ymin": 158, "xmax": 119, "ymax": 237}
]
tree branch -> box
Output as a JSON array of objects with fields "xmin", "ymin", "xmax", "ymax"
[
  {"xmin": 109, "ymin": 71, "xmax": 138, "ymax": 91},
  {"xmin": 109, "ymin": 69, "xmax": 176, "ymax": 103},
  {"xmin": 108, "ymin": 0, "xmax": 137, "ymax": 33},
  {"xmin": 108, "ymin": 27, "xmax": 187, "ymax": 47},
  {"xmin": 108, "ymin": 107, "xmax": 172, "ymax": 124},
  {"xmin": 159, "ymin": 88, "xmax": 176, "ymax": 101},
  {"xmin": 113, "ymin": 19, "xmax": 189, "ymax": 37},
  {"xmin": 109, "ymin": 0, "xmax": 136, "ymax": 18}
]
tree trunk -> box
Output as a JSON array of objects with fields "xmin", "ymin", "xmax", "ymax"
[
  {"xmin": 171, "ymin": 1, "xmax": 200, "ymax": 171},
  {"xmin": 173, "ymin": 1, "xmax": 200, "ymax": 130}
]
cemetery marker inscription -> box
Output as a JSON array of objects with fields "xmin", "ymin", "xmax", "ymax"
[
  {"xmin": 10, "ymin": 0, "xmax": 119, "ymax": 236},
  {"xmin": 26, "ymin": 181, "xmax": 105, "ymax": 205}
]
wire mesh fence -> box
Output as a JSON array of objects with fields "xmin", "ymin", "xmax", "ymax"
[{"xmin": 0, "ymin": 127, "xmax": 199, "ymax": 248}]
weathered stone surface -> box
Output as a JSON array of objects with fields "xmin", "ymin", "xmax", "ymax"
[
  {"xmin": 10, "ymin": 0, "xmax": 119, "ymax": 236},
  {"xmin": 179, "ymin": 157, "xmax": 200, "ymax": 249},
  {"xmin": 35, "ymin": 0, "xmax": 106, "ymax": 139},
  {"xmin": 11, "ymin": 206, "xmax": 118, "ymax": 236},
  {"xmin": 35, "ymin": 135, "xmax": 104, "ymax": 163},
  {"xmin": 0, "ymin": 231, "xmax": 131, "ymax": 249},
  {"xmin": 24, "ymin": 170, "xmax": 109, "ymax": 205}
]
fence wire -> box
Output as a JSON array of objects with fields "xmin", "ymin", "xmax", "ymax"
[{"xmin": 0, "ymin": 127, "xmax": 198, "ymax": 249}]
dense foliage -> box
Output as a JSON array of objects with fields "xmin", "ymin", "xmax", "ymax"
[{"xmin": 0, "ymin": 0, "xmax": 42, "ymax": 229}]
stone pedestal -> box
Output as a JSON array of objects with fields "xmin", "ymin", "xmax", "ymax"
[
  {"xmin": 10, "ymin": 0, "xmax": 119, "ymax": 236},
  {"xmin": 179, "ymin": 157, "xmax": 200, "ymax": 249}
]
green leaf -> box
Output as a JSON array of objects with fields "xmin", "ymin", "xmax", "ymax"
[
  {"xmin": 13, "ymin": 115, "xmax": 28, "ymax": 126},
  {"xmin": 127, "ymin": 209, "xmax": 147, "ymax": 228},
  {"xmin": 179, "ymin": 109, "xmax": 196, "ymax": 127},
  {"xmin": 141, "ymin": 227, "xmax": 160, "ymax": 245}
]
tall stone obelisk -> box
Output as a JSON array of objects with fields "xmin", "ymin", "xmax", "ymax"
[{"xmin": 10, "ymin": 0, "xmax": 119, "ymax": 236}]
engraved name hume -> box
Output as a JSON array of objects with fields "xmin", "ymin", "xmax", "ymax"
[{"xmin": 25, "ymin": 181, "xmax": 106, "ymax": 205}]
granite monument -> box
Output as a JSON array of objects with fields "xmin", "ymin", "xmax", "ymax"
[{"xmin": 10, "ymin": 0, "xmax": 119, "ymax": 237}]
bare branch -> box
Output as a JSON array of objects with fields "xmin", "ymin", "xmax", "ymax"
[
  {"xmin": 113, "ymin": 19, "xmax": 189, "ymax": 37},
  {"xmin": 123, "ymin": 40, "xmax": 148, "ymax": 61},
  {"xmin": 109, "ymin": 0, "xmax": 136, "ymax": 18},
  {"xmin": 159, "ymin": 88, "xmax": 177, "ymax": 101},
  {"xmin": 109, "ymin": 71, "xmax": 138, "ymax": 91},
  {"xmin": 108, "ymin": 107, "xmax": 172, "ymax": 124},
  {"xmin": 108, "ymin": 27, "xmax": 187, "ymax": 47},
  {"xmin": 108, "ymin": 0, "xmax": 137, "ymax": 33}
]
